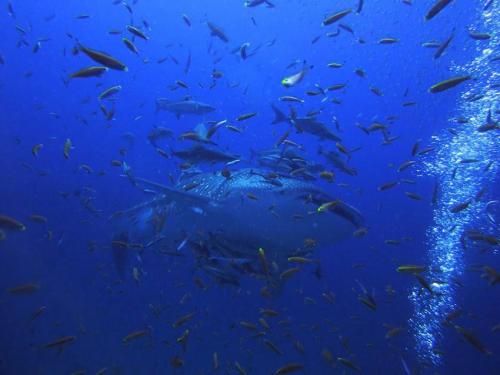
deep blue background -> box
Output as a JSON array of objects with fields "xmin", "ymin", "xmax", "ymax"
[{"xmin": 0, "ymin": 0, "xmax": 498, "ymax": 374}]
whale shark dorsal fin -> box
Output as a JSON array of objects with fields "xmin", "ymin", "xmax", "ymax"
[{"xmin": 135, "ymin": 177, "xmax": 210, "ymax": 206}]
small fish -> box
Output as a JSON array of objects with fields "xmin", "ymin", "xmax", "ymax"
[
  {"xmin": 279, "ymin": 96, "xmax": 304, "ymax": 103},
  {"xmin": 405, "ymin": 192, "xmax": 422, "ymax": 200},
  {"xmin": 317, "ymin": 200, "xmax": 340, "ymax": 213},
  {"xmin": 237, "ymin": 112, "xmax": 257, "ymax": 121},
  {"xmin": 379, "ymin": 37, "xmax": 399, "ymax": 44},
  {"xmin": 353, "ymin": 227, "xmax": 368, "ymax": 237},
  {"xmin": 63, "ymin": 138, "xmax": 72, "ymax": 159},
  {"xmin": 235, "ymin": 362, "xmax": 247, "ymax": 375},
  {"xmin": 385, "ymin": 325, "xmax": 404, "ymax": 339},
  {"xmin": 454, "ymin": 325, "xmax": 492, "ymax": 355},
  {"xmin": 31, "ymin": 306, "xmax": 47, "ymax": 321},
  {"xmin": 319, "ymin": 170, "xmax": 334, "ymax": 182},
  {"xmin": 425, "ymin": 0, "xmax": 453, "ymax": 20},
  {"xmin": 43, "ymin": 335, "xmax": 76, "ymax": 349},
  {"xmin": 172, "ymin": 312, "xmax": 196, "ymax": 328},
  {"xmin": 434, "ymin": 33, "xmax": 453, "ymax": 59},
  {"xmin": 415, "ymin": 274, "xmax": 433, "ymax": 294},
  {"xmin": 182, "ymin": 14, "xmax": 191, "ymax": 27},
  {"xmin": 98, "ymin": 85, "xmax": 122, "ymax": 100},
  {"xmin": 0, "ymin": 214, "xmax": 26, "ymax": 231},
  {"xmin": 273, "ymin": 363, "xmax": 304, "ymax": 374},
  {"xmin": 31, "ymin": 144, "xmax": 43, "ymax": 156},
  {"xmin": 468, "ymin": 31, "xmax": 491, "ymax": 40},
  {"xmin": 207, "ymin": 22, "xmax": 229, "ymax": 43},
  {"xmin": 122, "ymin": 329, "xmax": 150, "ymax": 343},
  {"xmin": 398, "ymin": 160, "xmax": 416, "ymax": 172},
  {"xmin": 429, "ymin": 76, "xmax": 471, "ymax": 93},
  {"xmin": 69, "ymin": 66, "xmax": 108, "ymax": 78},
  {"xmin": 123, "ymin": 38, "xmax": 139, "ymax": 54},
  {"xmin": 280, "ymin": 267, "xmax": 300, "ymax": 280},
  {"xmin": 281, "ymin": 64, "xmax": 311, "ymax": 88},
  {"xmin": 78, "ymin": 44, "xmax": 128, "ymax": 71},
  {"xmin": 258, "ymin": 247, "xmax": 269, "ymax": 276},
  {"xmin": 337, "ymin": 357, "xmax": 361, "ymax": 372},
  {"xmin": 264, "ymin": 339, "xmax": 283, "ymax": 355},
  {"xmin": 29, "ymin": 214, "xmax": 48, "ymax": 224},
  {"xmin": 126, "ymin": 25, "xmax": 148, "ymax": 40},
  {"xmin": 450, "ymin": 200, "xmax": 471, "ymax": 213},
  {"xmin": 288, "ymin": 257, "xmax": 317, "ymax": 264},
  {"xmin": 397, "ymin": 265, "xmax": 427, "ymax": 274},
  {"xmin": 8, "ymin": 283, "xmax": 39, "ymax": 294},
  {"xmin": 355, "ymin": 68, "xmax": 365, "ymax": 77},
  {"xmin": 378, "ymin": 181, "xmax": 398, "ymax": 191},
  {"xmin": 322, "ymin": 9, "xmax": 352, "ymax": 26}
]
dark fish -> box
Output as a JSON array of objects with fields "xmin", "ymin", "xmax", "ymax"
[
  {"xmin": 425, "ymin": 0, "xmax": 453, "ymax": 21},
  {"xmin": 322, "ymin": 9, "xmax": 351, "ymax": 26},
  {"xmin": 357, "ymin": 0, "xmax": 364, "ymax": 13},
  {"xmin": 207, "ymin": 22, "xmax": 229, "ymax": 43},
  {"xmin": 184, "ymin": 51, "xmax": 191, "ymax": 74},
  {"xmin": 273, "ymin": 363, "xmax": 303, "ymax": 374},
  {"xmin": 454, "ymin": 325, "xmax": 492, "ymax": 355},
  {"xmin": 468, "ymin": 31, "xmax": 491, "ymax": 40},
  {"xmin": 450, "ymin": 200, "xmax": 471, "ymax": 213},
  {"xmin": 0, "ymin": 214, "xmax": 26, "ymax": 231},
  {"xmin": 182, "ymin": 14, "xmax": 191, "ymax": 27},
  {"xmin": 78, "ymin": 44, "xmax": 128, "ymax": 71},
  {"xmin": 339, "ymin": 24, "xmax": 353, "ymax": 34},
  {"xmin": 43, "ymin": 336, "xmax": 76, "ymax": 349},
  {"xmin": 434, "ymin": 33, "xmax": 453, "ymax": 59},
  {"xmin": 7, "ymin": 2, "xmax": 15, "ymax": 18},
  {"xmin": 429, "ymin": 76, "xmax": 471, "ymax": 93},
  {"xmin": 122, "ymin": 38, "xmax": 139, "ymax": 54},
  {"xmin": 127, "ymin": 25, "xmax": 148, "ymax": 40}
]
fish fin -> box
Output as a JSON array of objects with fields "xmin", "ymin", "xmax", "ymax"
[
  {"xmin": 135, "ymin": 177, "xmax": 211, "ymax": 206},
  {"xmin": 270, "ymin": 103, "xmax": 288, "ymax": 124}
]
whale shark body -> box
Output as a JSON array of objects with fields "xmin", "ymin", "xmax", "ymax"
[{"xmin": 112, "ymin": 168, "xmax": 363, "ymax": 287}]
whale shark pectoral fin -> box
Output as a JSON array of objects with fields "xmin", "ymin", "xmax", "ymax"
[{"xmin": 135, "ymin": 177, "xmax": 211, "ymax": 206}]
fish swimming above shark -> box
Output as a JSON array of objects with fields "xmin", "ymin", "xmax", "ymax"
[
  {"xmin": 172, "ymin": 144, "xmax": 239, "ymax": 164},
  {"xmin": 156, "ymin": 97, "xmax": 216, "ymax": 119},
  {"xmin": 111, "ymin": 167, "xmax": 363, "ymax": 288},
  {"xmin": 254, "ymin": 147, "xmax": 323, "ymax": 178}
]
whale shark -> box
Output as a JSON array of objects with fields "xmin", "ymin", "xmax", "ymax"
[{"xmin": 111, "ymin": 168, "xmax": 363, "ymax": 286}]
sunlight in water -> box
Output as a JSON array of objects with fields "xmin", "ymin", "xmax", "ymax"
[{"xmin": 409, "ymin": 3, "xmax": 499, "ymax": 366}]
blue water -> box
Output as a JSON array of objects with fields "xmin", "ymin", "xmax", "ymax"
[{"xmin": 0, "ymin": 1, "xmax": 499, "ymax": 374}]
